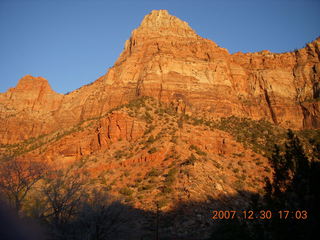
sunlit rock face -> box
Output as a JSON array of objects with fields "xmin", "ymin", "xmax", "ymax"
[{"xmin": 0, "ymin": 10, "xmax": 319, "ymax": 144}]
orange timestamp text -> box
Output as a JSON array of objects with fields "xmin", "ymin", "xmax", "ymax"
[{"xmin": 211, "ymin": 210, "xmax": 308, "ymax": 220}]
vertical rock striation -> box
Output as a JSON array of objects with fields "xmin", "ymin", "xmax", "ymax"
[{"xmin": 0, "ymin": 10, "xmax": 319, "ymax": 144}]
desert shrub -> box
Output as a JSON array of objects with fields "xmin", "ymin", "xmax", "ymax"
[
  {"xmin": 126, "ymin": 97, "xmax": 147, "ymax": 109},
  {"xmin": 189, "ymin": 144, "xmax": 207, "ymax": 156},
  {"xmin": 143, "ymin": 112, "xmax": 153, "ymax": 123},
  {"xmin": 234, "ymin": 180, "xmax": 244, "ymax": 190},
  {"xmin": 183, "ymin": 154, "xmax": 197, "ymax": 165},
  {"xmin": 177, "ymin": 117, "xmax": 183, "ymax": 128},
  {"xmin": 137, "ymin": 195, "xmax": 144, "ymax": 200},
  {"xmin": 162, "ymin": 186, "xmax": 172, "ymax": 194},
  {"xmin": 156, "ymin": 198, "xmax": 169, "ymax": 208},
  {"xmin": 165, "ymin": 168, "xmax": 178, "ymax": 185},
  {"xmin": 155, "ymin": 131, "xmax": 163, "ymax": 140},
  {"xmin": 124, "ymin": 196, "xmax": 133, "ymax": 203},
  {"xmin": 148, "ymin": 147, "xmax": 157, "ymax": 154},
  {"xmin": 191, "ymin": 118, "xmax": 203, "ymax": 126},
  {"xmin": 119, "ymin": 187, "xmax": 133, "ymax": 196},
  {"xmin": 164, "ymin": 106, "xmax": 176, "ymax": 116},
  {"xmin": 264, "ymin": 166, "xmax": 271, "ymax": 172},
  {"xmin": 170, "ymin": 135, "xmax": 178, "ymax": 143},
  {"xmin": 237, "ymin": 160, "xmax": 244, "ymax": 166},
  {"xmin": 155, "ymin": 108, "xmax": 165, "ymax": 116},
  {"xmin": 146, "ymin": 136, "xmax": 155, "ymax": 144},
  {"xmin": 233, "ymin": 152, "xmax": 245, "ymax": 158},
  {"xmin": 138, "ymin": 184, "xmax": 153, "ymax": 191},
  {"xmin": 147, "ymin": 168, "xmax": 161, "ymax": 177},
  {"xmin": 238, "ymin": 174, "xmax": 247, "ymax": 181},
  {"xmin": 212, "ymin": 160, "xmax": 223, "ymax": 169},
  {"xmin": 114, "ymin": 150, "xmax": 125, "ymax": 159},
  {"xmin": 233, "ymin": 168, "xmax": 240, "ymax": 174}
]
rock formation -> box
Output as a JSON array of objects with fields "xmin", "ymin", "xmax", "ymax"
[
  {"xmin": 0, "ymin": 9, "xmax": 319, "ymax": 146},
  {"xmin": 0, "ymin": 12, "xmax": 319, "ymax": 238}
]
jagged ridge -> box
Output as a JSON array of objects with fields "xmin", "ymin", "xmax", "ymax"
[{"xmin": 0, "ymin": 10, "xmax": 319, "ymax": 146}]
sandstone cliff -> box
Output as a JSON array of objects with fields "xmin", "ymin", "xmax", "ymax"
[{"xmin": 0, "ymin": 9, "xmax": 319, "ymax": 145}]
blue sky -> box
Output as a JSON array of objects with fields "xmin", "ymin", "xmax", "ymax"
[{"xmin": 0, "ymin": 0, "xmax": 319, "ymax": 94}]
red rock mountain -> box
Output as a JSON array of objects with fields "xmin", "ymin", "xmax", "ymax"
[
  {"xmin": 0, "ymin": 9, "xmax": 319, "ymax": 145},
  {"xmin": 0, "ymin": 12, "xmax": 319, "ymax": 236}
]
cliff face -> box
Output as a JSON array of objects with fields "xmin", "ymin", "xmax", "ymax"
[
  {"xmin": 106, "ymin": 10, "xmax": 319, "ymax": 128},
  {"xmin": 0, "ymin": 10, "xmax": 319, "ymax": 144},
  {"xmin": 0, "ymin": 75, "xmax": 63, "ymax": 143}
]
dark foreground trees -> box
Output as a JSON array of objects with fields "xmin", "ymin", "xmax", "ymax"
[
  {"xmin": 41, "ymin": 168, "xmax": 87, "ymax": 226},
  {"xmin": 261, "ymin": 129, "xmax": 320, "ymax": 240},
  {"xmin": 0, "ymin": 159, "xmax": 136, "ymax": 240},
  {"xmin": 57, "ymin": 191, "xmax": 135, "ymax": 240},
  {"xmin": 209, "ymin": 129, "xmax": 320, "ymax": 240},
  {"xmin": 1, "ymin": 129, "xmax": 319, "ymax": 240},
  {"xmin": 0, "ymin": 158, "xmax": 46, "ymax": 214}
]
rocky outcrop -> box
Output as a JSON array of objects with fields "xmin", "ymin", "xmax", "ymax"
[
  {"xmin": 0, "ymin": 10, "xmax": 319, "ymax": 144},
  {"xmin": 0, "ymin": 75, "xmax": 63, "ymax": 143},
  {"xmin": 1, "ymin": 75, "xmax": 63, "ymax": 111},
  {"xmin": 106, "ymin": 10, "xmax": 319, "ymax": 129},
  {"xmin": 16, "ymin": 111, "xmax": 146, "ymax": 163}
]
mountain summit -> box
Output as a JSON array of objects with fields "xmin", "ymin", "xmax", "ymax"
[
  {"xmin": 134, "ymin": 9, "xmax": 198, "ymax": 38},
  {"xmin": 0, "ymin": 10, "xmax": 319, "ymax": 239},
  {"xmin": 0, "ymin": 9, "xmax": 319, "ymax": 145}
]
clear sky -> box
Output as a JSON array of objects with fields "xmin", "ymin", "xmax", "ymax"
[{"xmin": 0, "ymin": 0, "xmax": 319, "ymax": 94}]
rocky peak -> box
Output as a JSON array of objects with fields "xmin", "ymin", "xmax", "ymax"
[
  {"xmin": 131, "ymin": 9, "xmax": 199, "ymax": 39},
  {"xmin": 14, "ymin": 75, "xmax": 54, "ymax": 93},
  {"xmin": 1, "ymin": 75, "xmax": 63, "ymax": 113},
  {"xmin": 119, "ymin": 10, "xmax": 203, "ymax": 65}
]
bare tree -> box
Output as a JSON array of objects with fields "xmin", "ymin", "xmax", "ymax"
[
  {"xmin": 71, "ymin": 190, "xmax": 138, "ymax": 240},
  {"xmin": 41, "ymin": 168, "xmax": 87, "ymax": 226},
  {"xmin": 0, "ymin": 158, "xmax": 46, "ymax": 213}
]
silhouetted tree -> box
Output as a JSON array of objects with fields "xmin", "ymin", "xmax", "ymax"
[
  {"xmin": 0, "ymin": 158, "xmax": 46, "ymax": 214},
  {"xmin": 72, "ymin": 191, "xmax": 135, "ymax": 240},
  {"xmin": 260, "ymin": 129, "xmax": 319, "ymax": 240},
  {"xmin": 41, "ymin": 168, "xmax": 87, "ymax": 226}
]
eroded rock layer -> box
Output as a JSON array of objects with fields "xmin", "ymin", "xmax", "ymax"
[{"xmin": 0, "ymin": 10, "xmax": 319, "ymax": 144}]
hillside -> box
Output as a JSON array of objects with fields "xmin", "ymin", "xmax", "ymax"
[
  {"xmin": 0, "ymin": 9, "xmax": 319, "ymax": 240},
  {"xmin": 1, "ymin": 10, "xmax": 319, "ymax": 145}
]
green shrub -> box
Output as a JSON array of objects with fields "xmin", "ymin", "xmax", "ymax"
[
  {"xmin": 138, "ymin": 184, "xmax": 153, "ymax": 191},
  {"xmin": 157, "ymin": 198, "xmax": 169, "ymax": 208},
  {"xmin": 137, "ymin": 195, "xmax": 144, "ymax": 200},
  {"xmin": 162, "ymin": 186, "xmax": 172, "ymax": 194},
  {"xmin": 183, "ymin": 153, "xmax": 197, "ymax": 165},
  {"xmin": 114, "ymin": 150, "xmax": 125, "ymax": 159},
  {"xmin": 233, "ymin": 168, "xmax": 240, "ymax": 174},
  {"xmin": 189, "ymin": 144, "xmax": 207, "ymax": 156},
  {"xmin": 170, "ymin": 135, "xmax": 178, "ymax": 143},
  {"xmin": 144, "ymin": 112, "xmax": 153, "ymax": 123},
  {"xmin": 191, "ymin": 118, "xmax": 203, "ymax": 126},
  {"xmin": 126, "ymin": 97, "xmax": 147, "ymax": 109},
  {"xmin": 177, "ymin": 117, "xmax": 183, "ymax": 128},
  {"xmin": 212, "ymin": 160, "xmax": 223, "ymax": 169},
  {"xmin": 119, "ymin": 187, "xmax": 133, "ymax": 196},
  {"xmin": 264, "ymin": 167, "xmax": 271, "ymax": 172},
  {"xmin": 148, "ymin": 147, "xmax": 157, "ymax": 154},
  {"xmin": 147, "ymin": 168, "xmax": 161, "ymax": 177},
  {"xmin": 146, "ymin": 136, "xmax": 155, "ymax": 144},
  {"xmin": 234, "ymin": 180, "xmax": 244, "ymax": 190},
  {"xmin": 165, "ymin": 168, "xmax": 178, "ymax": 185},
  {"xmin": 144, "ymin": 125, "xmax": 155, "ymax": 135}
]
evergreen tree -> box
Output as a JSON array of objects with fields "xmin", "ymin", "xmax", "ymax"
[{"xmin": 260, "ymin": 129, "xmax": 318, "ymax": 240}]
